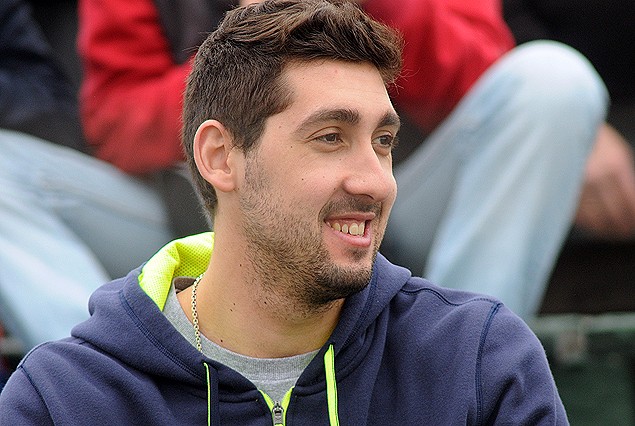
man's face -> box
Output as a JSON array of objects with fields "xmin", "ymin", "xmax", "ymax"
[{"xmin": 237, "ymin": 60, "xmax": 399, "ymax": 307}]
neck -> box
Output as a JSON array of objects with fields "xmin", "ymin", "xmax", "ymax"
[{"xmin": 179, "ymin": 232, "xmax": 344, "ymax": 358}]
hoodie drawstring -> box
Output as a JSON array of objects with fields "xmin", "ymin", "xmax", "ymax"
[
  {"xmin": 324, "ymin": 344, "xmax": 340, "ymax": 426},
  {"xmin": 204, "ymin": 362, "xmax": 211, "ymax": 426},
  {"xmin": 203, "ymin": 362, "xmax": 220, "ymax": 426}
]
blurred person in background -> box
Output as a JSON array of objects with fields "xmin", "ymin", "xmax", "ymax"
[
  {"xmin": 0, "ymin": 0, "xmax": 609, "ymax": 362},
  {"xmin": 0, "ymin": 0, "xmax": 176, "ymax": 352}
]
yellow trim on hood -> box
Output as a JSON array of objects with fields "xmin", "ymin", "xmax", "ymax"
[{"xmin": 138, "ymin": 232, "xmax": 214, "ymax": 311}]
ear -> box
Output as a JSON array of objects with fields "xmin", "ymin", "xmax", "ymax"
[{"xmin": 193, "ymin": 120, "xmax": 238, "ymax": 193}]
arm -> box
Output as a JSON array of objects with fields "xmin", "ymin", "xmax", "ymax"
[
  {"xmin": 362, "ymin": 0, "xmax": 515, "ymax": 132},
  {"xmin": 78, "ymin": 0, "xmax": 191, "ymax": 174},
  {"xmin": 479, "ymin": 307, "xmax": 568, "ymax": 423}
]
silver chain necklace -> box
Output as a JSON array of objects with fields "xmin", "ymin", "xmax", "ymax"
[{"xmin": 191, "ymin": 273, "xmax": 204, "ymax": 353}]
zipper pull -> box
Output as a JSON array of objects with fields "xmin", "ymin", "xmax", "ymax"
[{"xmin": 272, "ymin": 401, "xmax": 284, "ymax": 425}]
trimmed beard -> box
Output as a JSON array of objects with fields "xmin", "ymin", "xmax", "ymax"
[{"xmin": 238, "ymin": 155, "xmax": 380, "ymax": 313}]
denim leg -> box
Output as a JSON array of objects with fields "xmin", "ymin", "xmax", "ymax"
[
  {"xmin": 0, "ymin": 130, "xmax": 174, "ymax": 348},
  {"xmin": 384, "ymin": 41, "xmax": 608, "ymax": 319}
]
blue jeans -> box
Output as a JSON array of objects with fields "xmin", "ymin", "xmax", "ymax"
[
  {"xmin": 0, "ymin": 130, "xmax": 174, "ymax": 349},
  {"xmin": 383, "ymin": 41, "xmax": 608, "ymax": 319}
]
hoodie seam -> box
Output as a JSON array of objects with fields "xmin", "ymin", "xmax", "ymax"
[
  {"xmin": 475, "ymin": 302, "xmax": 501, "ymax": 426},
  {"xmin": 16, "ymin": 364, "xmax": 52, "ymax": 419},
  {"xmin": 401, "ymin": 286, "xmax": 497, "ymax": 307},
  {"xmin": 119, "ymin": 290, "xmax": 203, "ymax": 381}
]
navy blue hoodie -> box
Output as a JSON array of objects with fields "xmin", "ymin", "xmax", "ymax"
[{"xmin": 0, "ymin": 233, "xmax": 567, "ymax": 424}]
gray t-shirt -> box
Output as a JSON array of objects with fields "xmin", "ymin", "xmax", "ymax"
[{"xmin": 163, "ymin": 279, "xmax": 317, "ymax": 402}]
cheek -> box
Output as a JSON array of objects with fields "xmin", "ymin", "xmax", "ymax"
[
  {"xmin": 264, "ymin": 166, "xmax": 329, "ymax": 206},
  {"xmin": 293, "ymin": 175, "xmax": 341, "ymax": 218}
]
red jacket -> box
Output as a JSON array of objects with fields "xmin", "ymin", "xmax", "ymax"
[{"xmin": 78, "ymin": 0, "xmax": 514, "ymax": 175}]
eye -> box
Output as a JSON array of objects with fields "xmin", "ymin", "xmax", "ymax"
[
  {"xmin": 314, "ymin": 133, "xmax": 343, "ymax": 145},
  {"xmin": 373, "ymin": 134, "xmax": 398, "ymax": 151}
]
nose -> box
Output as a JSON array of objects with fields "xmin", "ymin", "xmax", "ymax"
[{"xmin": 341, "ymin": 141, "xmax": 396, "ymax": 202}]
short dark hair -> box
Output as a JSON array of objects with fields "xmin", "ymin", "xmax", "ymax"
[{"xmin": 182, "ymin": 0, "xmax": 403, "ymax": 217}]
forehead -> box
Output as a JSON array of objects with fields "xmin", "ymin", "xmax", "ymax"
[{"xmin": 279, "ymin": 60, "xmax": 395, "ymax": 120}]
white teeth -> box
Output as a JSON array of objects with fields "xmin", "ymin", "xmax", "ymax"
[{"xmin": 329, "ymin": 221, "xmax": 365, "ymax": 236}]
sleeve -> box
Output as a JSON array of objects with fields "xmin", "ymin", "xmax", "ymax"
[
  {"xmin": 363, "ymin": 0, "xmax": 515, "ymax": 132},
  {"xmin": 478, "ymin": 306, "xmax": 568, "ymax": 424},
  {"xmin": 77, "ymin": 0, "xmax": 191, "ymax": 175},
  {"xmin": 0, "ymin": 0, "xmax": 86, "ymax": 151},
  {"xmin": 0, "ymin": 368, "xmax": 55, "ymax": 425}
]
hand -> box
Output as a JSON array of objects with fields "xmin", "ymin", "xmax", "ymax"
[{"xmin": 575, "ymin": 123, "xmax": 635, "ymax": 240}]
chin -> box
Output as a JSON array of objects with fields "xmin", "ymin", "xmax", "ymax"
[
  {"xmin": 332, "ymin": 253, "xmax": 374, "ymax": 272},
  {"xmin": 335, "ymin": 254, "xmax": 377, "ymax": 280},
  {"xmin": 311, "ymin": 264, "xmax": 373, "ymax": 305}
]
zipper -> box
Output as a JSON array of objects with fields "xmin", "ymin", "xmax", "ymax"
[
  {"xmin": 259, "ymin": 344, "xmax": 339, "ymax": 425},
  {"xmin": 261, "ymin": 389, "xmax": 293, "ymax": 426},
  {"xmin": 272, "ymin": 401, "xmax": 284, "ymax": 426}
]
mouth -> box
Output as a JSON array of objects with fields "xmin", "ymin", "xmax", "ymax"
[{"xmin": 321, "ymin": 201, "xmax": 380, "ymax": 246}]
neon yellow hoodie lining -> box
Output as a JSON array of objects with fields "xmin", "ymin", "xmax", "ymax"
[{"xmin": 138, "ymin": 232, "xmax": 213, "ymax": 311}]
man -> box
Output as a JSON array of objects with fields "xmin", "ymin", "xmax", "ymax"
[{"xmin": 0, "ymin": 1, "xmax": 567, "ymax": 423}]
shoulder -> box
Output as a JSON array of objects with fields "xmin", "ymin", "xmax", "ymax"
[
  {"xmin": 0, "ymin": 338, "xmax": 97, "ymax": 421},
  {"xmin": 374, "ymin": 257, "xmax": 517, "ymax": 337},
  {"xmin": 395, "ymin": 275, "xmax": 506, "ymax": 321},
  {"xmin": 386, "ymin": 275, "xmax": 548, "ymax": 376},
  {"xmin": 14, "ymin": 337, "xmax": 106, "ymax": 385},
  {"xmin": 384, "ymin": 278, "xmax": 564, "ymax": 422}
]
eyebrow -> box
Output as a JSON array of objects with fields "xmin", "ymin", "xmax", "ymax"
[
  {"xmin": 295, "ymin": 108, "xmax": 401, "ymax": 135},
  {"xmin": 378, "ymin": 110, "xmax": 401, "ymax": 129}
]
